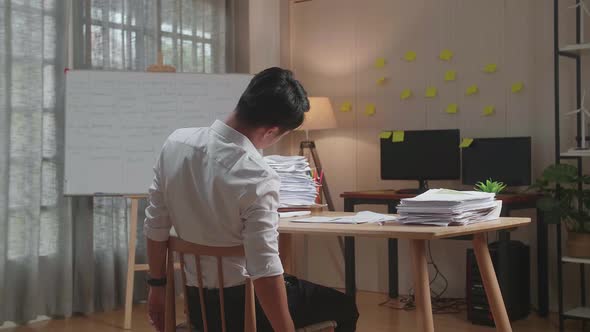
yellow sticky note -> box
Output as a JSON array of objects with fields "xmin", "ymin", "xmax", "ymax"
[
  {"xmin": 465, "ymin": 84, "xmax": 479, "ymax": 96},
  {"xmin": 404, "ymin": 51, "xmax": 417, "ymax": 62},
  {"xmin": 511, "ymin": 82, "xmax": 524, "ymax": 93},
  {"xmin": 483, "ymin": 63, "xmax": 498, "ymax": 73},
  {"xmin": 374, "ymin": 57, "xmax": 386, "ymax": 68},
  {"xmin": 425, "ymin": 87, "xmax": 438, "ymax": 98},
  {"xmin": 483, "ymin": 105, "xmax": 495, "ymax": 116},
  {"xmin": 460, "ymin": 138, "xmax": 474, "ymax": 148},
  {"xmin": 444, "ymin": 70, "xmax": 456, "ymax": 82},
  {"xmin": 340, "ymin": 101, "xmax": 352, "ymax": 112},
  {"xmin": 376, "ymin": 77, "xmax": 387, "ymax": 86},
  {"xmin": 439, "ymin": 49, "xmax": 454, "ymax": 61},
  {"xmin": 365, "ymin": 104, "xmax": 376, "ymax": 116},
  {"xmin": 445, "ymin": 103, "xmax": 458, "ymax": 114},
  {"xmin": 400, "ymin": 89, "xmax": 412, "ymax": 100},
  {"xmin": 380, "ymin": 131, "xmax": 392, "ymax": 139},
  {"xmin": 392, "ymin": 131, "xmax": 405, "ymax": 143}
]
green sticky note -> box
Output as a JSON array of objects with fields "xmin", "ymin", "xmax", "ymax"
[
  {"xmin": 439, "ymin": 49, "xmax": 454, "ymax": 61},
  {"xmin": 460, "ymin": 138, "xmax": 474, "ymax": 148},
  {"xmin": 380, "ymin": 131, "xmax": 392, "ymax": 139},
  {"xmin": 404, "ymin": 51, "xmax": 417, "ymax": 62},
  {"xmin": 425, "ymin": 87, "xmax": 438, "ymax": 98},
  {"xmin": 365, "ymin": 104, "xmax": 376, "ymax": 116},
  {"xmin": 392, "ymin": 131, "xmax": 405, "ymax": 143},
  {"xmin": 340, "ymin": 101, "xmax": 352, "ymax": 112},
  {"xmin": 483, "ymin": 105, "xmax": 495, "ymax": 116},
  {"xmin": 444, "ymin": 70, "xmax": 456, "ymax": 82},
  {"xmin": 376, "ymin": 77, "xmax": 387, "ymax": 86},
  {"xmin": 400, "ymin": 89, "xmax": 412, "ymax": 100},
  {"xmin": 465, "ymin": 84, "xmax": 479, "ymax": 96},
  {"xmin": 511, "ymin": 82, "xmax": 524, "ymax": 93},
  {"xmin": 483, "ymin": 63, "xmax": 498, "ymax": 73},
  {"xmin": 374, "ymin": 57, "xmax": 386, "ymax": 68},
  {"xmin": 445, "ymin": 103, "xmax": 458, "ymax": 114}
]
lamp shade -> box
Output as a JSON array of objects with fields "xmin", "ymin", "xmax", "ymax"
[{"xmin": 297, "ymin": 97, "xmax": 337, "ymax": 131}]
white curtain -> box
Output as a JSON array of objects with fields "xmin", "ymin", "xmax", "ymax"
[{"xmin": 1, "ymin": 0, "xmax": 233, "ymax": 324}]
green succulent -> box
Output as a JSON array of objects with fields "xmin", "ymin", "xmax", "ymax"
[{"xmin": 474, "ymin": 178, "xmax": 507, "ymax": 194}]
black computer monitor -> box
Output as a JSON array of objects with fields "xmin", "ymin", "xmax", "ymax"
[
  {"xmin": 461, "ymin": 137, "xmax": 532, "ymax": 187},
  {"xmin": 380, "ymin": 129, "xmax": 461, "ymax": 193}
]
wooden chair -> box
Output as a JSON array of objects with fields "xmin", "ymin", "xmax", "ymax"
[{"xmin": 164, "ymin": 236, "xmax": 336, "ymax": 332}]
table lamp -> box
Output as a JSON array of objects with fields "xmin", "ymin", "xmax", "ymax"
[{"xmin": 297, "ymin": 97, "xmax": 337, "ymax": 211}]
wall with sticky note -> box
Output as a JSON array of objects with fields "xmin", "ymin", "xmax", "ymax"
[{"xmin": 287, "ymin": 0, "xmax": 570, "ymax": 304}]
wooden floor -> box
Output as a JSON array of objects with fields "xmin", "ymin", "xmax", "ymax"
[{"xmin": 1, "ymin": 291, "xmax": 581, "ymax": 332}]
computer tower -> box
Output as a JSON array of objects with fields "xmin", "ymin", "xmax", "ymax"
[{"xmin": 466, "ymin": 240, "xmax": 530, "ymax": 326}]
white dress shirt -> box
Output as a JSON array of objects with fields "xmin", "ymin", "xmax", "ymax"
[{"xmin": 144, "ymin": 120, "xmax": 284, "ymax": 288}]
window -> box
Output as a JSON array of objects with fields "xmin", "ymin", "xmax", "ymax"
[{"xmin": 77, "ymin": 0, "xmax": 226, "ymax": 73}]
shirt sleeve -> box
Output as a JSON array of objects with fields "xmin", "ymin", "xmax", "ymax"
[
  {"xmin": 144, "ymin": 150, "xmax": 172, "ymax": 242},
  {"xmin": 240, "ymin": 175, "xmax": 284, "ymax": 280}
]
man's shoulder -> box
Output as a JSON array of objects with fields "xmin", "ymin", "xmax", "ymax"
[{"xmin": 166, "ymin": 127, "xmax": 208, "ymax": 144}]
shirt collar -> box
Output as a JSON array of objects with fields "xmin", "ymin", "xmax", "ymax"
[{"xmin": 211, "ymin": 120, "xmax": 261, "ymax": 157}]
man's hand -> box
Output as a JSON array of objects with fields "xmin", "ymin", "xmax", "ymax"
[{"xmin": 148, "ymin": 286, "xmax": 166, "ymax": 332}]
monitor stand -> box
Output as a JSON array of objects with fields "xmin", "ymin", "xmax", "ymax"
[{"xmin": 397, "ymin": 180, "xmax": 429, "ymax": 195}]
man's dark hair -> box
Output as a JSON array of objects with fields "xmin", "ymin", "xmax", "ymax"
[{"xmin": 235, "ymin": 67, "xmax": 309, "ymax": 132}]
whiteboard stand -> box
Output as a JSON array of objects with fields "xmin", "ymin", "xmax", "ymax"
[{"xmin": 123, "ymin": 194, "xmax": 147, "ymax": 330}]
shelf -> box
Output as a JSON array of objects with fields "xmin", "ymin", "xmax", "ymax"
[
  {"xmin": 562, "ymin": 256, "xmax": 590, "ymax": 265},
  {"xmin": 560, "ymin": 150, "xmax": 590, "ymax": 157},
  {"xmin": 559, "ymin": 43, "xmax": 590, "ymax": 55},
  {"xmin": 564, "ymin": 307, "xmax": 590, "ymax": 320}
]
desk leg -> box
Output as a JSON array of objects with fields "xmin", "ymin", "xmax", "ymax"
[
  {"xmin": 410, "ymin": 239, "xmax": 434, "ymax": 332},
  {"xmin": 344, "ymin": 236, "xmax": 356, "ymax": 301},
  {"xmin": 387, "ymin": 202, "xmax": 399, "ymax": 299},
  {"xmin": 472, "ymin": 233, "xmax": 512, "ymax": 332},
  {"xmin": 124, "ymin": 198, "xmax": 139, "ymax": 330},
  {"xmin": 537, "ymin": 210, "xmax": 549, "ymax": 317},
  {"xmin": 279, "ymin": 233, "xmax": 294, "ymax": 275}
]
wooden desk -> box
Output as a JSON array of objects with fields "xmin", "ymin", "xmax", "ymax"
[
  {"xmin": 280, "ymin": 212, "xmax": 531, "ymax": 332},
  {"xmin": 340, "ymin": 190, "xmax": 548, "ymax": 316}
]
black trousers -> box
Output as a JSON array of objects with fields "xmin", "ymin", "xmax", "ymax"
[{"xmin": 186, "ymin": 274, "xmax": 359, "ymax": 332}]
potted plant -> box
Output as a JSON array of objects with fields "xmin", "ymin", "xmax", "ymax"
[
  {"xmin": 474, "ymin": 178, "xmax": 507, "ymax": 194},
  {"xmin": 532, "ymin": 163, "xmax": 590, "ymax": 258}
]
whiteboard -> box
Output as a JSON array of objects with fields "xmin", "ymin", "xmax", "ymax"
[{"xmin": 64, "ymin": 70, "xmax": 252, "ymax": 195}]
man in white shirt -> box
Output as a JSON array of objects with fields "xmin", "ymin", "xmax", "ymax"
[{"xmin": 144, "ymin": 67, "xmax": 358, "ymax": 332}]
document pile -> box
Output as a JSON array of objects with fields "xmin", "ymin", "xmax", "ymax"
[
  {"xmin": 397, "ymin": 189, "xmax": 502, "ymax": 226},
  {"xmin": 263, "ymin": 155, "xmax": 318, "ymax": 207},
  {"xmin": 291, "ymin": 211, "xmax": 398, "ymax": 224}
]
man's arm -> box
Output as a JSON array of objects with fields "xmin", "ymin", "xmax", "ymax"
[
  {"xmin": 144, "ymin": 154, "xmax": 172, "ymax": 332},
  {"xmin": 242, "ymin": 176, "xmax": 295, "ymax": 332}
]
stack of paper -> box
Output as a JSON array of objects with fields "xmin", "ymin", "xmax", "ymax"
[
  {"xmin": 291, "ymin": 211, "xmax": 398, "ymax": 224},
  {"xmin": 264, "ymin": 155, "xmax": 318, "ymax": 207},
  {"xmin": 397, "ymin": 189, "xmax": 502, "ymax": 226}
]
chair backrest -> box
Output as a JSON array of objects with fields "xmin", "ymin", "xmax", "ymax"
[{"xmin": 165, "ymin": 236, "xmax": 256, "ymax": 332}]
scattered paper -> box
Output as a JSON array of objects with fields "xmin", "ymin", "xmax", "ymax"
[
  {"xmin": 375, "ymin": 57, "xmax": 386, "ymax": 68},
  {"xmin": 380, "ymin": 131, "xmax": 392, "ymax": 139},
  {"xmin": 444, "ymin": 70, "xmax": 456, "ymax": 81},
  {"xmin": 439, "ymin": 49, "xmax": 454, "ymax": 61},
  {"xmin": 392, "ymin": 131, "xmax": 405, "ymax": 143},
  {"xmin": 511, "ymin": 82, "xmax": 524, "ymax": 93},
  {"xmin": 400, "ymin": 89, "xmax": 413, "ymax": 100},
  {"xmin": 445, "ymin": 103, "xmax": 458, "ymax": 114},
  {"xmin": 292, "ymin": 211, "xmax": 398, "ymax": 224},
  {"xmin": 483, "ymin": 105, "xmax": 495, "ymax": 116},
  {"xmin": 377, "ymin": 77, "xmax": 387, "ymax": 86},
  {"xmin": 483, "ymin": 63, "xmax": 498, "ymax": 73},
  {"xmin": 404, "ymin": 51, "xmax": 417, "ymax": 62},
  {"xmin": 365, "ymin": 104, "xmax": 376, "ymax": 116},
  {"xmin": 465, "ymin": 84, "xmax": 479, "ymax": 96},
  {"xmin": 460, "ymin": 138, "xmax": 474, "ymax": 148},
  {"xmin": 425, "ymin": 87, "xmax": 438, "ymax": 98},
  {"xmin": 340, "ymin": 101, "xmax": 352, "ymax": 112},
  {"xmin": 279, "ymin": 211, "xmax": 311, "ymax": 218}
]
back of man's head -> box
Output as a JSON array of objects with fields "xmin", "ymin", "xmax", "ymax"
[{"xmin": 235, "ymin": 67, "xmax": 309, "ymax": 132}]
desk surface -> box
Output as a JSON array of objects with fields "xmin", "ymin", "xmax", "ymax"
[
  {"xmin": 279, "ymin": 212, "xmax": 530, "ymax": 240},
  {"xmin": 340, "ymin": 190, "xmax": 540, "ymax": 205}
]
